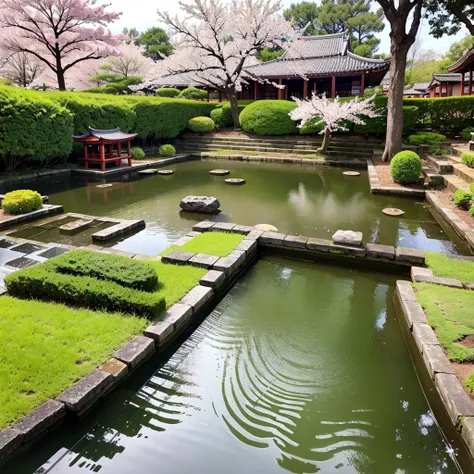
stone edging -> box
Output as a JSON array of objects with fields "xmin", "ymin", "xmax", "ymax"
[
  {"xmin": 426, "ymin": 191, "xmax": 474, "ymax": 253},
  {"xmin": 0, "ymin": 205, "xmax": 64, "ymax": 231},
  {"xmin": 367, "ymin": 159, "xmax": 425, "ymax": 197},
  {"xmin": 395, "ymin": 280, "xmax": 474, "ymax": 459},
  {"xmin": 0, "ymin": 169, "xmax": 72, "ymax": 187}
]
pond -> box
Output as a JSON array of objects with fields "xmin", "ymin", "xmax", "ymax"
[
  {"xmin": 8, "ymin": 257, "xmax": 462, "ymax": 474},
  {"xmin": 5, "ymin": 159, "xmax": 468, "ymax": 255}
]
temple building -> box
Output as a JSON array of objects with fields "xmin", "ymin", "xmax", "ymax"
[{"xmin": 448, "ymin": 45, "xmax": 474, "ymax": 96}]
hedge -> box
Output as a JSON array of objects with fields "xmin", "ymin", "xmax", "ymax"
[
  {"xmin": 210, "ymin": 103, "xmax": 247, "ymax": 128},
  {"xmin": 43, "ymin": 250, "xmax": 158, "ymax": 292},
  {"xmin": 239, "ymin": 100, "xmax": 298, "ymax": 135},
  {"xmin": 156, "ymin": 88, "xmax": 181, "ymax": 98},
  {"xmin": 179, "ymin": 87, "xmax": 207, "ymax": 100},
  {"xmin": 407, "ymin": 132, "xmax": 446, "ymax": 146},
  {"xmin": 1, "ymin": 190, "xmax": 43, "ymax": 215}
]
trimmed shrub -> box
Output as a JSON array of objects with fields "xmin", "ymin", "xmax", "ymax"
[
  {"xmin": 155, "ymin": 88, "xmax": 181, "ymax": 98},
  {"xmin": 461, "ymin": 126, "xmax": 474, "ymax": 141},
  {"xmin": 210, "ymin": 103, "xmax": 247, "ymax": 128},
  {"xmin": 130, "ymin": 147, "xmax": 146, "ymax": 159},
  {"xmin": 179, "ymin": 87, "xmax": 207, "ymax": 100},
  {"xmin": 239, "ymin": 100, "xmax": 298, "ymax": 135},
  {"xmin": 428, "ymin": 145, "xmax": 449, "ymax": 156},
  {"xmin": 159, "ymin": 144, "xmax": 176, "ymax": 157},
  {"xmin": 188, "ymin": 116, "xmax": 215, "ymax": 133},
  {"xmin": 407, "ymin": 132, "xmax": 446, "ymax": 146},
  {"xmin": 1, "ymin": 190, "xmax": 43, "ymax": 215},
  {"xmin": 390, "ymin": 151, "xmax": 422, "ymax": 184},
  {"xmin": 453, "ymin": 189, "xmax": 473, "ymax": 210},
  {"xmin": 469, "ymin": 204, "xmax": 474, "ymax": 218},
  {"xmin": 44, "ymin": 250, "xmax": 158, "ymax": 292},
  {"xmin": 461, "ymin": 152, "xmax": 474, "ymax": 168}
]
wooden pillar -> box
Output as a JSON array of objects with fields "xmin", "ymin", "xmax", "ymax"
[
  {"xmin": 99, "ymin": 143, "xmax": 105, "ymax": 171},
  {"xmin": 84, "ymin": 144, "xmax": 89, "ymax": 169},
  {"xmin": 469, "ymin": 69, "xmax": 473, "ymax": 96},
  {"xmin": 303, "ymin": 79, "xmax": 308, "ymax": 99},
  {"xmin": 461, "ymin": 73, "xmax": 465, "ymax": 96},
  {"xmin": 254, "ymin": 80, "xmax": 258, "ymax": 100},
  {"xmin": 127, "ymin": 140, "xmax": 132, "ymax": 166},
  {"xmin": 360, "ymin": 73, "xmax": 365, "ymax": 96},
  {"xmin": 207, "ymin": 87, "xmax": 210, "ymax": 103},
  {"xmin": 109, "ymin": 143, "xmax": 114, "ymax": 158},
  {"xmin": 278, "ymin": 79, "xmax": 284, "ymax": 100},
  {"xmin": 117, "ymin": 142, "xmax": 122, "ymax": 157},
  {"xmin": 331, "ymin": 76, "xmax": 336, "ymax": 99}
]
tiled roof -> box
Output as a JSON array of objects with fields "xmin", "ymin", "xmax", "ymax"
[
  {"xmin": 432, "ymin": 73, "xmax": 462, "ymax": 83},
  {"xmin": 282, "ymin": 31, "xmax": 349, "ymax": 59},
  {"xmin": 449, "ymin": 46, "xmax": 474, "ymax": 73},
  {"xmin": 74, "ymin": 127, "xmax": 137, "ymax": 141},
  {"xmin": 413, "ymin": 82, "xmax": 430, "ymax": 91},
  {"xmin": 155, "ymin": 73, "xmax": 201, "ymax": 88},
  {"xmin": 403, "ymin": 87, "xmax": 425, "ymax": 96}
]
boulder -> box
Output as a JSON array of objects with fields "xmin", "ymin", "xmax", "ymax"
[
  {"xmin": 180, "ymin": 196, "xmax": 220, "ymax": 213},
  {"xmin": 332, "ymin": 230, "xmax": 363, "ymax": 247}
]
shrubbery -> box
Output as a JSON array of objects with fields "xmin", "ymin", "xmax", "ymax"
[
  {"xmin": 428, "ymin": 145, "xmax": 449, "ymax": 156},
  {"xmin": 461, "ymin": 152, "xmax": 474, "ymax": 168},
  {"xmin": 188, "ymin": 116, "xmax": 215, "ymax": 133},
  {"xmin": 210, "ymin": 103, "xmax": 246, "ymax": 128},
  {"xmin": 389, "ymin": 151, "xmax": 422, "ymax": 184},
  {"xmin": 469, "ymin": 204, "xmax": 474, "ymax": 217},
  {"xmin": 453, "ymin": 189, "xmax": 473, "ymax": 209},
  {"xmin": 179, "ymin": 87, "xmax": 207, "ymax": 100},
  {"xmin": 1, "ymin": 190, "xmax": 43, "ymax": 215},
  {"xmin": 159, "ymin": 144, "xmax": 176, "ymax": 157},
  {"xmin": 155, "ymin": 88, "xmax": 181, "ymax": 98},
  {"xmin": 461, "ymin": 127, "xmax": 474, "ymax": 141},
  {"xmin": 130, "ymin": 147, "xmax": 146, "ymax": 159},
  {"xmin": 239, "ymin": 100, "xmax": 298, "ymax": 135},
  {"xmin": 407, "ymin": 132, "xmax": 446, "ymax": 146}
]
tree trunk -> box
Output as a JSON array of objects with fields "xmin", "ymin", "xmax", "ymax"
[
  {"xmin": 57, "ymin": 69, "xmax": 66, "ymax": 91},
  {"xmin": 227, "ymin": 89, "xmax": 240, "ymax": 130},
  {"xmin": 317, "ymin": 129, "xmax": 331, "ymax": 154}
]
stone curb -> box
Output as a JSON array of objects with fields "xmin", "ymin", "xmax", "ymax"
[
  {"xmin": 114, "ymin": 336, "xmax": 155, "ymax": 369},
  {"xmin": 0, "ymin": 168, "xmax": 72, "ymax": 187},
  {"xmin": 0, "ymin": 205, "xmax": 64, "ymax": 231}
]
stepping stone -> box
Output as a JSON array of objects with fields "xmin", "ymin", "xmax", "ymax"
[
  {"xmin": 158, "ymin": 170, "xmax": 174, "ymax": 175},
  {"xmin": 343, "ymin": 171, "xmax": 361, "ymax": 176},
  {"xmin": 209, "ymin": 169, "xmax": 230, "ymax": 176},
  {"xmin": 6, "ymin": 256, "xmax": 37, "ymax": 269},
  {"xmin": 225, "ymin": 178, "xmax": 245, "ymax": 185},
  {"xmin": 254, "ymin": 224, "xmax": 278, "ymax": 232},
  {"xmin": 96, "ymin": 184, "xmax": 113, "ymax": 188},
  {"xmin": 59, "ymin": 219, "xmax": 94, "ymax": 235},
  {"xmin": 138, "ymin": 169, "xmax": 157, "ymax": 175},
  {"xmin": 383, "ymin": 208, "xmax": 405, "ymax": 217},
  {"xmin": 10, "ymin": 242, "xmax": 46, "ymax": 254}
]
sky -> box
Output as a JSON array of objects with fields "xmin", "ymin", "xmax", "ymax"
[{"xmin": 110, "ymin": 0, "xmax": 469, "ymax": 56}]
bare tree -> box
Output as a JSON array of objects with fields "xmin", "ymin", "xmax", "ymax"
[{"xmin": 1, "ymin": 52, "xmax": 43, "ymax": 87}]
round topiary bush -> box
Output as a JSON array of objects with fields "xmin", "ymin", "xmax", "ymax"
[
  {"xmin": 1, "ymin": 190, "xmax": 43, "ymax": 215},
  {"xmin": 155, "ymin": 88, "xmax": 181, "ymax": 98},
  {"xmin": 130, "ymin": 147, "xmax": 146, "ymax": 159},
  {"xmin": 239, "ymin": 100, "xmax": 298, "ymax": 135},
  {"xmin": 179, "ymin": 87, "xmax": 207, "ymax": 100},
  {"xmin": 390, "ymin": 151, "xmax": 422, "ymax": 184},
  {"xmin": 188, "ymin": 116, "xmax": 215, "ymax": 133},
  {"xmin": 159, "ymin": 144, "xmax": 176, "ymax": 157}
]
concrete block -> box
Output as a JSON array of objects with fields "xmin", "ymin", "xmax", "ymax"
[
  {"xmin": 366, "ymin": 243, "xmax": 395, "ymax": 260},
  {"xmin": 189, "ymin": 253, "xmax": 220, "ymax": 269},
  {"xmin": 400, "ymin": 299, "xmax": 427, "ymax": 328},
  {"xmin": 162, "ymin": 303, "xmax": 193, "ymax": 329},
  {"xmin": 0, "ymin": 428, "xmax": 23, "ymax": 460},
  {"xmin": 144, "ymin": 320, "xmax": 174, "ymax": 345},
  {"xmin": 414, "ymin": 275, "xmax": 463, "ymax": 288},
  {"xmin": 200, "ymin": 270, "xmax": 225, "ymax": 289},
  {"xmin": 411, "ymin": 267, "xmax": 433, "ymax": 281},
  {"xmin": 161, "ymin": 250, "xmax": 195, "ymax": 265},
  {"xmin": 100, "ymin": 358, "xmax": 128, "ymax": 382},
  {"xmin": 172, "ymin": 236, "xmax": 194, "ymax": 247},
  {"xmin": 180, "ymin": 285, "xmax": 213, "ymax": 313},
  {"xmin": 396, "ymin": 280, "xmax": 417, "ymax": 303},
  {"xmin": 259, "ymin": 232, "xmax": 286, "ymax": 246},
  {"xmin": 235, "ymin": 239, "xmax": 257, "ymax": 255},
  {"xmin": 211, "ymin": 222, "xmax": 236, "ymax": 232},
  {"xmin": 213, "ymin": 255, "xmax": 241, "ymax": 275},
  {"xmin": 227, "ymin": 250, "xmax": 246, "ymax": 266},
  {"xmin": 283, "ymin": 235, "xmax": 308, "ymax": 249},
  {"xmin": 246, "ymin": 230, "xmax": 264, "ymax": 241},
  {"xmin": 395, "ymin": 247, "xmax": 425, "ymax": 265},
  {"xmin": 412, "ymin": 323, "xmax": 439, "ymax": 353},
  {"xmin": 306, "ymin": 238, "xmax": 331, "ymax": 252},
  {"xmin": 461, "ymin": 417, "xmax": 474, "ymax": 456},
  {"xmin": 423, "ymin": 345, "xmax": 455, "ymax": 378},
  {"xmin": 232, "ymin": 225, "xmax": 254, "ymax": 235},
  {"xmin": 329, "ymin": 243, "xmax": 366, "ymax": 258},
  {"xmin": 114, "ymin": 336, "xmax": 155, "ymax": 369},
  {"xmin": 192, "ymin": 221, "xmax": 215, "ymax": 232},
  {"xmin": 435, "ymin": 373, "xmax": 474, "ymax": 424}
]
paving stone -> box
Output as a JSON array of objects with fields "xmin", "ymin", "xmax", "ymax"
[
  {"xmin": 306, "ymin": 238, "xmax": 331, "ymax": 252},
  {"xmin": 0, "ymin": 428, "xmax": 23, "ymax": 459},
  {"xmin": 423, "ymin": 345, "xmax": 455, "ymax": 378},
  {"xmin": 461, "ymin": 417, "xmax": 474, "ymax": 456},
  {"xmin": 5, "ymin": 256, "xmax": 38, "ymax": 269},
  {"xmin": 411, "ymin": 267, "xmax": 434, "ymax": 281},
  {"xmin": 232, "ymin": 225, "xmax": 254, "ymax": 235},
  {"xmin": 235, "ymin": 239, "xmax": 257, "ymax": 255},
  {"xmin": 332, "ymin": 230, "xmax": 363, "ymax": 246},
  {"xmin": 200, "ymin": 270, "xmax": 225, "ymax": 289},
  {"xmin": 435, "ymin": 373, "xmax": 474, "ymax": 424},
  {"xmin": 57, "ymin": 370, "xmax": 113, "ymax": 413},
  {"xmin": 144, "ymin": 320, "xmax": 174, "ymax": 346},
  {"xmin": 10, "ymin": 242, "xmax": 46, "ymax": 254},
  {"xmin": 162, "ymin": 303, "xmax": 193, "ymax": 329},
  {"xmin": 188, "ymin": 253, "xmax": 220, "ymax": 269},
  {"xmin": 366, "ymin": 243, "xmax": 395, "ymax": 260},
  {"xmin": 412, "ymin": 323, "xmax": 439, "ymax": 353},
  {"xmin": 161, "ymin": 250, "xmax": 195, "ymax": 265},
  {"xmin": 180, "ymin": 285, "xmax": 213, "ymax": 312},
  {"xmin": 259, "ymin": 232, "xmax": 286, "ymax": 246},
  {"xmin": 395, "ymin": 246, "xmax": 425, "ymax": 265},
  {"xmin": 100, "ymin": 358, "xmax": 128, "ymax": 382},
  {"xmin": 283, "ymin": 235, "xmax": 308, "ymax": 248},
  {"xmin": 37, "ymin": 246, "xmax": 70, "ymax": 259},
  {"xmin": 396, "ymin": 280, "xmax": 418, "ymax": 303},
  {"xmin": 329, "ymin": 243, "xmax": 366, "ymax": 258},
  {"xmin": 59, "ymin": 219, "xmax": 93, "ymax": 235},
  {"xmin": 414, "ymin": 275, "xmax": 463, "ymax": 288},
  {"xmin": 192, "ymin": 221, "xmax": 215, "ymax": 232},
  {"xmin": 213, "ymin": 255, "xmax": 241, "ymax": 275},
  {"xmin": 172, "ymin": 236, "xmax": 194, "ymax": 247},
  {"xmin": 14, "ymin": 400, "xmax": 66, "ymax": 443},
  {"xmin": 400, "ymin": 299, "xmax": 427, "ymax": 328},
  {"xmin": 211, "ymin": 222, "xmax": 236, "ymax": 232},
  {"xmin": 114, "ymin": 336, "xmax": 155, "ymax": 369},
  {"xmin": 245, "ymin": 230, "xmax": 264, "ymax": 240}
]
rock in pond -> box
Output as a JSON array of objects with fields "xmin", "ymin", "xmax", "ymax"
[
  {"xmin": 332, "ymin": 230, "xmax": 363, "ymax": 246},
  {"xmin": 383, "ymin": 208, "xmax": 405, "ymax": 217},
  {"xmin": 225, "ymin": 178, "xmax": 246, "ymax": 185},
  {"xmin": 254, "ymin": 224, "xmax": 278, "ymax": 232},
  {"xmin": 180, "ymin": 196, "xmax": 220, "ymax": 213},
  {"xmin": 158, "ymin": 170, "xmax": 174, "ymax": 175},
  {"xmin": 209, "ymin": 169, "xmax": 230, "ymax": 176},
  {"xmin": 343, "ymin": 171, "xmax": 361, "ymax": 176}
]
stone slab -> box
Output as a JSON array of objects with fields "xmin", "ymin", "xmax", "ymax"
[
  {"xmin": 412, "ymin": 323, "xmax": 439, "ymax": 353},
  {"xmin": 189, "ymin": 253, "xmax": 220, "ymax": 269},
  {"xmin": 423, "ymin": 344, "xmax": 455, "ymax": 378},
  {"xmin": 180, "ymin": 285, "xmax": 213, "ymax": 313},
  {"xmin": 227, "ymin": 250, "xmax": 246, "ymax": 267},
  {"xmin": 411, "ymin": 267, "xmax": 434, "ymax": 281},
  {"xmin": 14, "ymin": 400, "xmax": 66, "ymax": 443},
  {"xmin": 306, "ymin": 238, "xmax": 331, "ymax": 252},
  {"xmin": 435, "ymin": 373, "xmax": 474, "ymax": 424},
  {"xmin": 400, "ymin": 299, "xmax": 427, "ymax": 328},
  {"xmin": 173, "ymin": 236, "xmax": 194, "ymax": 247},
  {"xmin": 211, "ymin": 222, "xmax": 236, "ymax": 232},
  {"xmin": 413, "ymin": 275, "xmax": 464, "ymax": 288},
  {"xmin": 114, "ymin": 336, "xmax": 155, "ymax": 369},
  {"xmin": 186, "ymin": 231, "xmax": 202, "ymax": 238},
  {"xmin": 57, "ymin": 370, "xmax": 113, "ymax": 413},
  {"xmin": 213, "ymin": 255, "xmax": 241, "ymax": 275},
  {"xmin": 283, "ymin": 235, "xmax": 309, "ymax": 249},
  {"xmin": 161, "ymin": 250, "xmax": 195, "ymax": 265},
  {"xmin": 59, "ymin": 219, "xmax": 93, "ymax": 235},
  {"xmin": 192, "ymin": 221, "xmax": 215, "ymax": 232},
  {"xmin": 329, "ymin": 243, "xmax": 366, "ymax": 258},
  {"xmin": 144, "ymin": 320, "xmax": 174, "ymax": 346},
  {"xmin": 259, "ymin": 232, "xmax": 286, "ymax": 246},
  {"xmin": 461, "ymin": 417, "xmax": 474, "ymax": 456},
  {"xmin": 246, "ymin": 230, "xmax": 264, "ymax": 241},
  {"xmin": 180, "ymin": 196, "xmax": 220, "ymax": 213},
  {"xmin": 0, "ymin": 428, "xmax": 23, "ymax": 460},
  {"xmin": 332, "ymin": 230, "xmax": 363, "ymax": 247},
  {"xmin": 396, "ymin": 280, "xmax": 418, "ymax": 303},
  {"xmin": 232, "ymin": 225, "xmax": 254, "ymax": 235},
  {"xmin": 366, "ymin": 243, "xmax": 395, "ymax": 260},
  {"xmin": 200, "ymin": 270, "xmax": 225, "ymax": 289},
  {"xmin": 100, "ymin": 358, "xmax": 128, "ymax": 382},
  {"xmin": 395, "ymin": 247, "xmax": 425, "ymax": 265},
  {"xmin": 235, "ymin": 239, "xmax": 257, "ymax": 255},
  {"xmin": 162, "ymin": 303, "xmax": 193, "ymax": 329}
]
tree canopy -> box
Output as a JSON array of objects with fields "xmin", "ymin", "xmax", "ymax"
[{"xmin": 425, "ymin": 0, "xmax": 474, "ymax": 37}]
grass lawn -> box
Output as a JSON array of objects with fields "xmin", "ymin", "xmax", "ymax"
[
  {"xmin": 425, "ymin": 251, "xmax": 474, "ymax": 285},
  {"xmin": 161, "ymin": 231, "xmax": 244, "ymax": 258},
  {"xmin": 415, "ymin": 283, "xmax": 474, "ymax": 362},
  {"xmin": 0, "ymin": 296, "xmax": 147, "ymax": 429}
]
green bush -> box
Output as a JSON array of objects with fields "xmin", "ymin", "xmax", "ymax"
[
  {"xmin": 210, "ymin": 103, "xmax": 247, "ymax": 128},
  {"xmin": 130, "ymin": 147, "xmax": 146, "ymax": 159},
  {"xmin": 453, "ymin": 189, "xmax": 473, "ymax": 209},
  {"xmin": 159, "ymin": 144, "xmax": 176, "ymax": 157},
  {"xmin": 179, "ymin": 87, "xmax": 207, "ymax": 100},
  {"xmin": 461, "ymin": 126, "xmax": 474, "ymax": 141},
  {"xmin": 239, "ymin": 100, "xmax": 298, "ymax": 135},
  {"xmin": 1, "ymin": 190, "xmax": 43, "ymax": 215},
  {"xmin": 389, "ymin": 150, "xmax": 422, "ymax": 184},
  {"xmin": 461, "ymin": 152, "xmax": 474, "ymax": 168},
  {"xmin": 407, "ymin": 132, "xmax": 446, "ymax": 146},
  {"xmin": 471, "ymin": 182, "xmax": 474, "ymax": 194},
  {"xmin": 188, "ymin": 116, "xmax": 215, "ymax": 133},
  {"xmin": 428, "ymin": 145, "xmax": 449, "ymax": 156},
  {"xmin": 469, "ymin": 204, "xmax": 474, "ymax": 218},
  {"xmin": 44, "ymin": 250, "xmax": 158, "ymax": 292},
  {"xmin": 155, "ymin": 88, "xmax": 181, "ymax": 98}
]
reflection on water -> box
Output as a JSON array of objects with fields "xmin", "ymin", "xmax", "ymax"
[
  {"xmin": 37, "ymin": 258, "xmax": 459, "ymax": 474},
  {"xmin": 4, "ymin": 160, "xmax": 468, "ymax": 255}
]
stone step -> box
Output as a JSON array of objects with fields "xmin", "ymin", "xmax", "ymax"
[
  {"xmin": 441, "ymin": 174, "xmax": 472, "ymax": 193},
  {"xmin": 423, "ymin": 154, "xmax": 453, "ymax": 173},
  {"xmin": 453, "ymin": 163, "xmax": 474, "ymax": 185},
  {"xmin": 59, "ymin": 219, "xmax": 94, "ymax": 235}
]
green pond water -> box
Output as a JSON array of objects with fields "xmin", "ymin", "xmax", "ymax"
[
  {"xmin": 8, "ymin": 257, "xmax": 462, "ymax": 474},
  {"xmin": 5, "ymin": 159, "xmax": 468, "ymax": 255}
]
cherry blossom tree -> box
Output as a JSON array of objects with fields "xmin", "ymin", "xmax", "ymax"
[
  {"xmin": 0, "ymin": 0, "xmax": 121, "ymax": 91},
  {"xmin": 157, "ymin": 0, "xmax": 300, "ymax": 129},
  {"xmin": 290, "ymin": 94, "xmax": 380, "ymax": 154}
]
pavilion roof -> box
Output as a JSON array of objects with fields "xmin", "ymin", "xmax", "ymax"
[
  {"xmin": 448, "ymin": 46, "xmax": 474, "ymax": 73},
  {"xmin": 426, "ymin": 73, "xmax": 471, "ymax": 90},
  {"xmin": 73, "ymin": 127, "xmax": 137, "ymax": 142}
]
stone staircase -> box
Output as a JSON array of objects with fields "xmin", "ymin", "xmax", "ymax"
[{"xmin": 178, "ymin": 135, "xmax": 382, "ymax": 160}]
